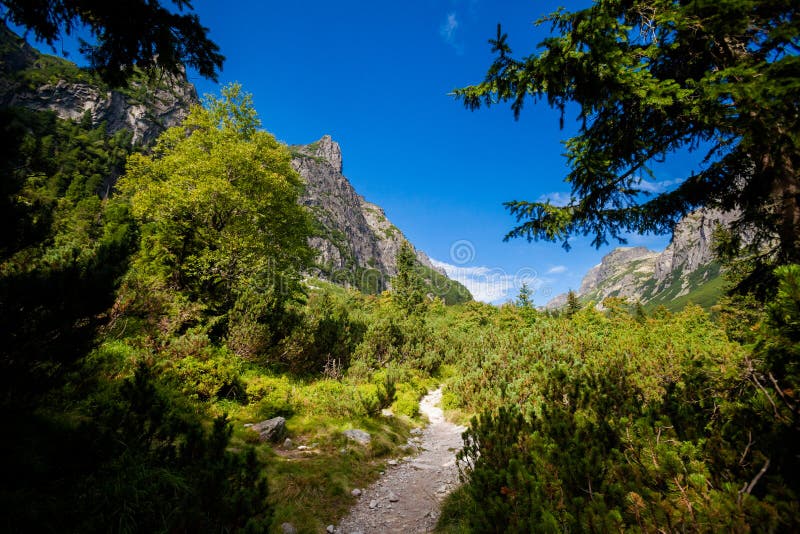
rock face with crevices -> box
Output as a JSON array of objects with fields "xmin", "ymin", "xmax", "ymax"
[
  {"xmin": 336, "ymin": 388, "xmax": 466, "ymax": 533},
  {"xmin": 0, "ymin": 22, "xmax": 198, "ymax": 146},
  {"xmin": 546, "ymin": 207, "xmax": 742, "ymax": 310},
  {"xmin": 291, "ymin": 136, "xmax": 470, "ymax": 302}
]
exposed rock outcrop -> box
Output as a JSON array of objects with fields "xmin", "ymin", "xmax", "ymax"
[
  {"xmin": 0, "ymin": 22, "xmax": 197, "ymax": 146},
  {"xmin": 547, "ymin": 207, "xmax": 741, "ymax": 310},
  {"xmin": 291, "ymin": 136, "xmax": 466, "ymax": 300},
  {"xmin": 249, "ymin": 417, "xmax": 287, "ymax": 443},
  {"xmin": 653, "ymin": 208, "xmax": 739, "ymax": 282}
]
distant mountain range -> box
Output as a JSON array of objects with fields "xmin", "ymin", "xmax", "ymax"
[
  {"xmin": 546, "ymin": 208, "xmax": 739, "ymax": 311},
  {"xmin": 0, "ymin": 23, "xmax": 471, "ymax": 303}
]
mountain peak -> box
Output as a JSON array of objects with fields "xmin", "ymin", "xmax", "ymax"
[{"xmin": 295, "ymin": 134, "xmax": 343, "ymax": 173}]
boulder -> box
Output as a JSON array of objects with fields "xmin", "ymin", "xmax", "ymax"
[
  {"xmin": 342, "ymin": 429, "xmax": 371, "ymax": 445},
  {"xmin": 250, "ymin": 416, "xmax": 287, "ymax": 443}
]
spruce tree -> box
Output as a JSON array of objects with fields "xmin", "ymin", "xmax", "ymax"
[
  {"xmin": 566, "ymin": 290, "xmax": 581, "ymax": 317},
  {"xmin": 0, "ymin": 0, "xmax": 224, "ymax": 86},
  {"xmin": 516, "ymin": 281, "xmax": 533, "ymax": 308},
  {"xmin": 455, "ymin": 1, "xmax": 800, "ymax": 287},
  {"xmin": 392, "ymin": 241, "xmax": 425, "ymax": 315}
]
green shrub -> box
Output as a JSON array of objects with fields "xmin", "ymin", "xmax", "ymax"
[{"xmin": 166, "ymin": 349, "xmax": 245, "ymax": 402}]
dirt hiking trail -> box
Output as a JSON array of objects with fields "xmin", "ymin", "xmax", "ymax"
[{"xmin": 335, "ymin": 388, "xmax": 466, "ymax": 533}]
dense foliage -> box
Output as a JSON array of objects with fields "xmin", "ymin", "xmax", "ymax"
[
  {"xmin": 437, "ymin": 284, "xmax": 799, "ymax": 532},
  {"xmin": 446, "ymin": 4, "xmax": 800, "ymax": 526},
  {"xmin": 455, "ymin": 0, "xmax": 799, "ymax": 291},
  {"xmin": 1, "ymin": 30, "xmax": 797, "ymax": 531}
]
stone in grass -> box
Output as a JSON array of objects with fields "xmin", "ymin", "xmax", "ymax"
[
  {"xmin": 342, "ymin": 429, "xmax": 371, "ymax": 445},
  {"xmin": 351, "ymin": 488, "xmax": 362, "ymax": 497},
  {"xmin": 283, "ymin": 438, "xmax": 293, "ymax": 449},
  {"xmin": 387, "ymin": 459, "xmax": 398, "ymax": 466},
  {"xmin": 326, "ymin": 525, "xmax": 335, "ymax": 533},
  {"xmin": 250, "ymin": 416, "xmax": 287, "ymax": 443},
  {"xmin": 281, "ymin": 522, "xmax": 297, "ymax": 534}
]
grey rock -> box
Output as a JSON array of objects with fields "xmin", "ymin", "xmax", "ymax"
[
  {"xmin": 369, "ymin": 499, "xmax": 378, "ymax": 509},
  {"xmin": 290, "ymin": 136, "xmax": 459, "ymax": 295},
  {"xmin": 280, "ymin": 523, "xmax": 297, "ymax": 534},
  {"xmin": 387, "ymin": 491, "xmax": 399, "ymax": 502},
  {"xmin": 283, "ymin": 438, "xmax": 293, "ymax": 449},
  {"xmin": 250, "ymin": 417, "xmax": 287, "ymax": 443},
  {"xmin": 388, "ymin": 459, "xmax": 398, "ymax": 466},
  {"xmin": 546, "ymin": 207, "xmax": 745, "ymax": 310},
  {"xmin": 326, "ymin": 525, "xmax": 335, "ymax": 533},
  {"xmin": 0, "ymin": 26, "xmax": 197, "ymax": 148},
  {"xmin": 351, "ymin": 488, "xmax": 362, "ymax": 497},
  {"xmin": 342, "ymin": 429, "xmax": 371, "ymax": 445}
]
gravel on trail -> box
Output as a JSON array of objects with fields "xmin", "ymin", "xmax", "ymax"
[{"xmin": 335, "ymin": 388, "xmax": 467, "ymax": 534}]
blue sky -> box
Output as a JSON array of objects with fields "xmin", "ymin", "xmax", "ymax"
[{"xmin": 21, "ymin": 0, "xmax": 707, "ymax": 304}]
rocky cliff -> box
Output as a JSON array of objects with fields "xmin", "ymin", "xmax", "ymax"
[
  {"xmin": 0, "ymin": 22, "xmax": 198, "ymax": 145},
  {"xmin": 547, "ymin": 208, "xmax": 739, "ymax": 310},
  {"xmin": 291, "ymin": 136, "xmax": 470, "ymax": 302}
]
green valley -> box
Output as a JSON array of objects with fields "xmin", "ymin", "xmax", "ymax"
[{"xmin": 1, "ymin": 1, "xmax": 798, "ymax": 532}]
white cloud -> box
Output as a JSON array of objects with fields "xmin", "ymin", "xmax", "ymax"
[
  {"xmin": 431, "ymin": 258, "xmax": 551, "ymax": 304},
  {"xmin": 637, "ymin": 177, "xmax": 683, "ymax": 194},
  {"xmin": 546, "ymin": 265, "xmax": 567, "ymax": 275},
  {"xmin": 439, "ymin": 13, "xmax": 463, "ymax": 53},
  {"xmin": 440, "ymin": 13, "xmax": 459, "ymax": 43},
  {"xmin": 536, "ymin": 191, "xmax": 572, "ymax": 207}
]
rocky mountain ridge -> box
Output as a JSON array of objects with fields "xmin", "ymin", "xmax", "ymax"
[
  {"xmin": 0, "ymin": 22, "xmax": 198, "ymax": 145},
  {"xmin": 292, "ymin": 136, "xmax": 470, "ymax": 301},
  {"xmin": 547, "ymin": 208, "xmax": 738, "ymax": 310}
]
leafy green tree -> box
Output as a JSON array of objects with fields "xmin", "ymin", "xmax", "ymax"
[
  {"xmin": 116, "ymin": 83, "xmax": 312, "ymax": 345},
  {"xmin": 456, "ymin": 1, "xmax": 800, "ymax": 279},
  {"xmin": 0, "ymin": 0, "xmax": 224, "ymax": 85}
]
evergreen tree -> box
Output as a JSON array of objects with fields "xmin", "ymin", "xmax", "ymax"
[
  {"xmin": 0, "ymin": 0, "xmax": 224, "ymax": 86},
  {"xmin": 392, "ymin": 241, "xmax": 425, "ymax": 315},
  {"xmin": 455, "ymin": 1, "xmax": 800, "ymax": 288},
  {"xmin": 566, "ymin": 289, "xmax": 581, "ymax": 316},
  {"xmin": 516, "ymin": 281, "xmax": 533, "ymax": 308}
]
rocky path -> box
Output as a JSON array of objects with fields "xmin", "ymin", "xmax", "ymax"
[{"xmin": 335, "ymin": 388, "xmax": 466, "ymax": 533}]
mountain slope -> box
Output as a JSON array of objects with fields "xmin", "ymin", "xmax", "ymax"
[
  {"xmin": 0, "ymin": 22, "xmax": 198, "ymax": 146},
  {"xmin": 291, "ymin": 136, "xmax": 471, "ymax": 303},
  {"xmin": 547, "ymin": 208, "xmax": 737, "ymax": 310},
  {"xmin": 1, "ymin": 24, "xmax": 470, "ymax": 303}
]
